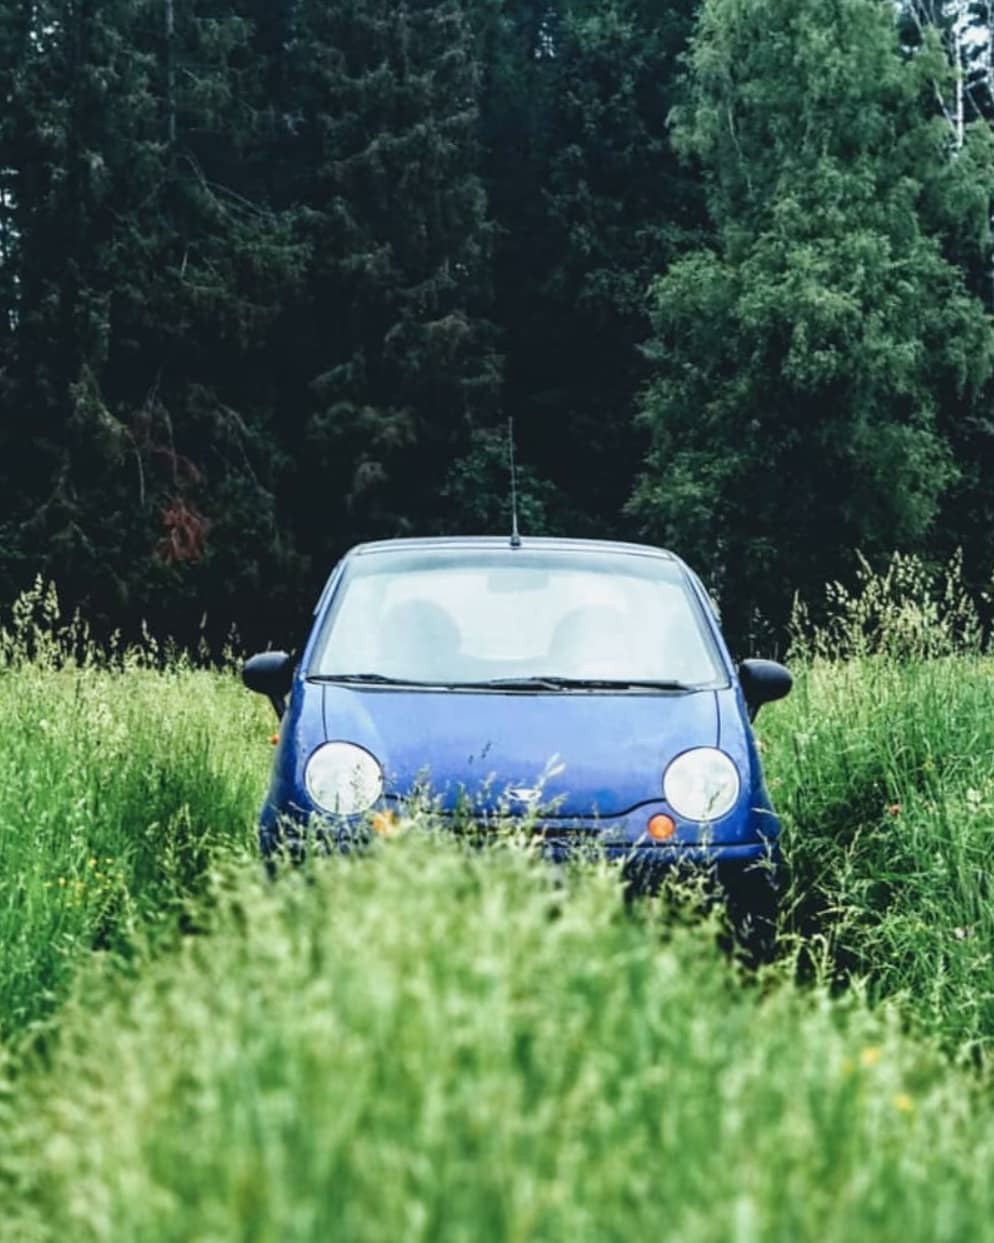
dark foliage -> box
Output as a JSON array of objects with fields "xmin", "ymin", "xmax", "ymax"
[{"xmin": 0, "ymin": 0, "xmax": 991, "ymax": 650}]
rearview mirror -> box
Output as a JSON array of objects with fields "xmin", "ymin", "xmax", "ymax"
[
  {"xmin": 738, "ymin": 659, "xmax": 792, "ymax": 720},
  {"xmin": 243, "ymin": 650, "xmax": 294, "ymax": 719}
]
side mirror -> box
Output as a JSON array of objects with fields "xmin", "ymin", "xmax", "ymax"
[
  {"xmin": 243, "ymin": 651, "xmax": 294, "ymax": 719},
  {"xmin": 738, "ymin": 658, "xmax": 792, "ymax": 720}
]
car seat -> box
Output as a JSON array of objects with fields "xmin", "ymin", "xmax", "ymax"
[
  {"xmin": 377, "ymin": 598, "xmax": 462, "ymax": 681},
  {"xmin": 547, "ymin": 605, "xmax": 632, "ymax": 679}
]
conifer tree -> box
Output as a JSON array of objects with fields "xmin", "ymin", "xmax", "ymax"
[
  {"xmin": 0, "ymin": 1, "xmax": 307, "ymax": 641},
  {"xmin": 280, "ymin": 0, "xmax": 499, "ymax": 562},
  {"xmin": 0, "ymin": 0, "xmax": 165, "ymax": 617},
  {"xmin": 481, "ymin": 0, "xmax": 700, "ymax": 535}
]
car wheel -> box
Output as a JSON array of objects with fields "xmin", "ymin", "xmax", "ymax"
[{"xmin": 722, "ymin": 864, "xmax": 779, "ymax": 966}]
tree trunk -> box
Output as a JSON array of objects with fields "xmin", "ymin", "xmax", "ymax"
[{"xmin": 165, "ymin": 0, "xmax": 176, "ymax": 146}]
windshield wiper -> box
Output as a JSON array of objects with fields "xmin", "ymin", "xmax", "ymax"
[
  {"xmin": 308, "ymin": 672, "xmax": 443, "ymax": 687},
  {"xmin": 459, "ymin": 676, "xmax": 698, "ymax": 693},
  {"xmin": 308, "ymin": 673, "xmax": 700, "ymax": 692},
  {"xmin": 456, "ymin": 676, "xmax": 570, "ymax": 691}
]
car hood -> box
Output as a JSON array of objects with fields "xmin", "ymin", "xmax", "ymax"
[{"xmin": 319, "ymin": 684, "xmax": 722, "ymax": 817}]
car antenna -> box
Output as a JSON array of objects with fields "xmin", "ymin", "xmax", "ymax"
[{"xmin": 507, "ymin": 415, "xmax": 522, "ymax": 548}]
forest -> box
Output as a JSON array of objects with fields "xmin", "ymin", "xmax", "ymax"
[{"xmin": 1, "ymin": 0, "xmax": 992, "ymax": 649}]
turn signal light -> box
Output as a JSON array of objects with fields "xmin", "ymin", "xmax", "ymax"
[{"xmin": 647, "ymin": 814, "xmax": 676, "ymax": 842}]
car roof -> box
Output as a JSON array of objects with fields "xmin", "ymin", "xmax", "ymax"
[{"xmin": 348, "ymin": 536, "xmax": 679, "ymax": 562}]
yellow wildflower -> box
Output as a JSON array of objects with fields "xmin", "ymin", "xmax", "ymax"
[
  {"xmin": 859, "ymin": 1046, "xmax": 882, "ymax": 1069},
  {"xmin": 371, "ymin": 811, "xmax": 406, "ymax": 838}
]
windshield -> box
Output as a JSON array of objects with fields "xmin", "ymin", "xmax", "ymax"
[{"xmin": 309, "ymin": 548, "xmax": 723, "ymax": 688}]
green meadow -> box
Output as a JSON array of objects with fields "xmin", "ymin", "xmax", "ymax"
[{"xmin": 4, "ymin": 565, "xmax": 994, "ymax": 1240}]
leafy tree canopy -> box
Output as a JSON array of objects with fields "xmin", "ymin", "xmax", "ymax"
[{"xmin": 630, "ymin": 0, "xmax": 994, "ymax": 638}]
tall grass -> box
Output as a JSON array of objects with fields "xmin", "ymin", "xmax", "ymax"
[
  {"xmin": 765, "ymin": 553, "xmax": 994, "ymax": 1055},
  {"xmin": 0, "ymin": 582, "xmax": 267, "ymax": 1036},
  {"xmin": 7, "ymin": 560, "xmax": 994, "ymax": 1240},
  {"xmin": 3, "ymin": 836, "xmax": 994, "ymax": 1243}
]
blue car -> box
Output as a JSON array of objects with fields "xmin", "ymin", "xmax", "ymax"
[{"xmin": 243, "ymin": 536, "xmax": 791, "ymax": 949}]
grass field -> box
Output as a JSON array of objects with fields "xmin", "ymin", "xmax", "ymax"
[{"xmin": 3, "ymin": 566, "xmax": 994, "ymax": 1240}]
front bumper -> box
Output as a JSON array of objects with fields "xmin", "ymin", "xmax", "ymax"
[{"xmin": 259, "ymin": 811, "xmax": 778, "ymax": 879}]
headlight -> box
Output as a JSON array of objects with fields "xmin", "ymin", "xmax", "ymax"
[
  {"xmin": 305, "ymin": 742, "xmax": 384, "ymax": 815},
  {"xmin": 663, "ymin": 748, "xmax": 740, "ymax": 822}
]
